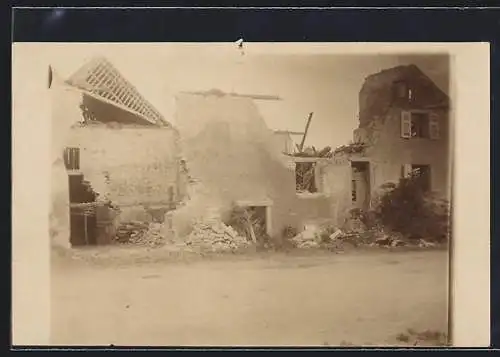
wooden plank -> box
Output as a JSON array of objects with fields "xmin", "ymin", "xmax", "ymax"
[
  {"xmin": 299, "ymin": 112, "xmax": 314, "ymax": 152},
  {"xmin": 274, "ymin": 130, "xmax": 305, "ymax": 136}
]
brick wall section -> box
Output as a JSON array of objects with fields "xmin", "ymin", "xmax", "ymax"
[{"xmin": 66, "ymin": 125, "xmax": 181, "ymax": 208}]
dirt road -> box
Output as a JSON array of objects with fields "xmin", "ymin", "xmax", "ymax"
[{"xmin": 51, "ymin": 249, "xmax": 448, "ymax": 346}]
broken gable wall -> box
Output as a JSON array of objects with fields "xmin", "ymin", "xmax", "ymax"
[
  {"xmin": 50, "ymin": 78, "xmax": 182, "ymax": 247},
  {"xmin": 173, "ymin": 93, "xmax": 333, "ymax": 237},
  {"xmin": 355, "ymin": 67, "xmax": 451, "ymax": 199}
]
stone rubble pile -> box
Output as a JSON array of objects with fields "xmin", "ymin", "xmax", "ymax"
[
  {"xmin": 371, "ymin": 234, "xmax": 437, "ymax": 248},
  {"xmin": 186, "ymin": 219, "xmax": 250, "ymax": 252},
  {"xmin": 291, "ymin": 224, "xmax": 322, "ymax": 249},
  {"xmin": 290, "ymin": 221, "xmax": 440, "ymax": 252},
  {"xmin": 114, "ymin": 221, "xmax": 166, "ymax": 248}
]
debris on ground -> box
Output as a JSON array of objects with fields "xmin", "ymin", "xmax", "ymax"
[
  {"xmin": 342, "ymin": 216, "xmax": 367, "ymax": 234},
  {"xmin": 114, "ymin": 221, "xmax": 166, "ymax": 248},
  {"xmin": 115, "ymin": 221, "xmax": 148, "ymax": 243},
  {"xmin": 227, "ymin": 205, "xmax": 267, "ymax": 246},
  {"xmin": 373, "ymin": 236, "xmax": 406, "ymax": 248},
  {"xmin": 371, "ymin": 234, "xmax": 440, "ymax": 249},
  {"xmin": 291, "ymin": 224, "xmax": 322, "ymax": 249},
  {"xmin": 186, "ymin": 219, "xmax": 251, "ymax": 253},
  {"xmin": 291, "ymin": 221, "xmax": 366, "ymax": 251},
  {"xmin": 329, "ymin": 229, "xmax": 343, "ymax": 241},
  {"xmin": 418, "ymin": 239, "xmax": 436, "ymax": 248},
  {"xmin": 113, "ymin": 215, "xmax": 442, "ymax": 253},
  {"xmin": 391, "ymin": 239, "xmax": 406, "ymax": 247}
]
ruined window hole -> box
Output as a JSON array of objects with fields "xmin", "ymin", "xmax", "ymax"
[{"xmin": 295, "ymin": 161, "xmax": 319, "ymax": 194}]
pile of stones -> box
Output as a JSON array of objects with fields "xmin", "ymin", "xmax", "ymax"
[
  {"xmin": 186, "ymin": 219, "xmax": 250, "ymax": 252},
  {"xmin": 114, "ymin": 221, "xmax": 166, "ymax": 248}
]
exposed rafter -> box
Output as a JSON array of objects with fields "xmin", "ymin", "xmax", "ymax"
[
  {"xmin": 66, "ymin": 56, "xmax": 170, "ymax": 127},
  {"xmin": 182, "ymin": 89, "xmax": 282, "ymax": 101}
]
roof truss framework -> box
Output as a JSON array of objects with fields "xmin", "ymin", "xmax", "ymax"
[{"xmin": 66, "ymin": 57, "xmax": 169, "ymax": 126}]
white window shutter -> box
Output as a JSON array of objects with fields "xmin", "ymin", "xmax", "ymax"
[
  {"xmin": 401, "ymin": 164, "xmax": 413, "ymax": 178},
  {"xmin": 401, "ymin": 111, "xmax": 411, "ymax": 138},
  {"xmin": 429, "ymin": 113, "xmax": 440, "ymax": 139}
]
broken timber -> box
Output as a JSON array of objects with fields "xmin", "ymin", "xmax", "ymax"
[{"xmin": 298, "ymin": 112, "xmax": 314, "ymax": 152}]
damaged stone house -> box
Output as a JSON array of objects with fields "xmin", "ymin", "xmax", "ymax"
[
  {"xmin": 169, "ymin": 92, "xmax": 336, "ymax": 241},
  {"xmin": 331, "ymin": 64, "xmax": 451, "ymax": 215},
  {"xmin": 50, "ymin": 57, "xmax": 186, "ymax": 248},
  {"xmin": 50, "ymin": 57, "xmax": 450, "ymax": 249}
]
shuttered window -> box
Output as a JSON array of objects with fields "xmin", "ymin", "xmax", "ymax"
[
  {"xmin": 64, "ymin": 147, "xmax": 80, "ymax": 170},
  {"xmin": 401, "ymin": 110, "xmax": 440, "ymax": 140},
  {"xmin": 401, "ymin": 111, "xmax": 412, "ymax": 138}
]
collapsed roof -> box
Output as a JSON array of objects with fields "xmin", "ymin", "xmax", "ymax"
[{"xmin": 66, "ymin": 56, "xmax": 170, "ymax": 127}]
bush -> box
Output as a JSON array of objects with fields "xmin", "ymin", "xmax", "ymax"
[{"xmin": 371, "ymin": 175, "xmax": 450, "ymax": 241}]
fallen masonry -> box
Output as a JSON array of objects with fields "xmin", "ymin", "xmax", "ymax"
[
  {"xmin": 114, "ymin": 221, "xmax": 166, "ymax": 248},
  {"xmin": 186, "ymin": 219, "xmax": 251, "ymax": 253},
  {"xmin": 111, "ymin": 212, "xmax": 441, "ymax": 253}
]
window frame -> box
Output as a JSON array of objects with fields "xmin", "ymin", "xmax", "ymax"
[
  {"xmin": 63, "ymin": 147, "xmax": 81, "ymax": 172},
  {"xmin": 400, "ymin": 109, "xmax": 440, "ymax": 140},
  {"xmin": 393, "ymin": 80, "xmax": 411, "ymax": 101},
  {"xmin": 293, "ymin": 157, "xmax": 328, "ymax": 197}
]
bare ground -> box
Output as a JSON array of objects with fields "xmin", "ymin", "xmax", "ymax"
[{"xmin": 51, "ymin": 249, "xmax": 448, "ymax": 347}]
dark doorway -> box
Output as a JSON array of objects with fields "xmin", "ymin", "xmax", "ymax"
[
  {"xmin": 228, "ymin": 205, "xmax": 268, "ymax": 244},
  {"xmin": 246, "ymin": 206, "xmax": 267, "ymax": 240},
  {"xmin": 351, "ymin": 161, "xmax": 371, "ymax": 210},
  {"xmin": 69, "ymin": 204, "xmax": 97, "ymax": 247},
  {"xmin": 68, "ymin": 173, "xmax": 98, "ymax": 247}
]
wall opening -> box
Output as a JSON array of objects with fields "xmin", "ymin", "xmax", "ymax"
[
  {"xmin": 393, "ymin": 80, "xmax": 410, "ymax": 101},
  {"xmin": 64, "ymin": 147, "xmax": 100, "ymax": 247},
  {"xmin": 410, "ymin": 112, "xmax": 430, "ymax": 138},
  {"xmin": 351, "ymin": 161, "xmax": 371, "ymax": 210},
  {"xmin": 68, "ymin": 173, "xmax": 99, "ymax": 247},
  {"xmin": 295, "ymin": 161, "xmax": 318, "ymax": 193},
  {"xmin": 245, "ymin": 206, "xmax": 267, "ymax": 241},
  {"xmin": 229, "ymin": 201, "xmax": 273, "ymax": 242}
]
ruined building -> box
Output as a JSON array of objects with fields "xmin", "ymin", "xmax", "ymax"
[
  {"xmin": 50, "ymin": 57, "xmax": 185, "ymax": 248},
  {"xmin": 50, "ymin": 59, "xmax": 449, "ymax": 249},
  {"xmin": 169, "ymin": 92, "xmax": 336, "ymax": 239},
  {"xmin": 333, "ymin": 64, "xmax": 451, "ymax": 212}
]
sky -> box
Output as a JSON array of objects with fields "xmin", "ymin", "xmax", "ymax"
[{"xmin": 49, "ymin": 44, "xmax": 449, "ymax": 149}]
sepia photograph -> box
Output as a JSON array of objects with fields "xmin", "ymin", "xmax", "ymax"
[{"xmin": 40, "ymin": 43, "xmax": 454, "ymax": 347}]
